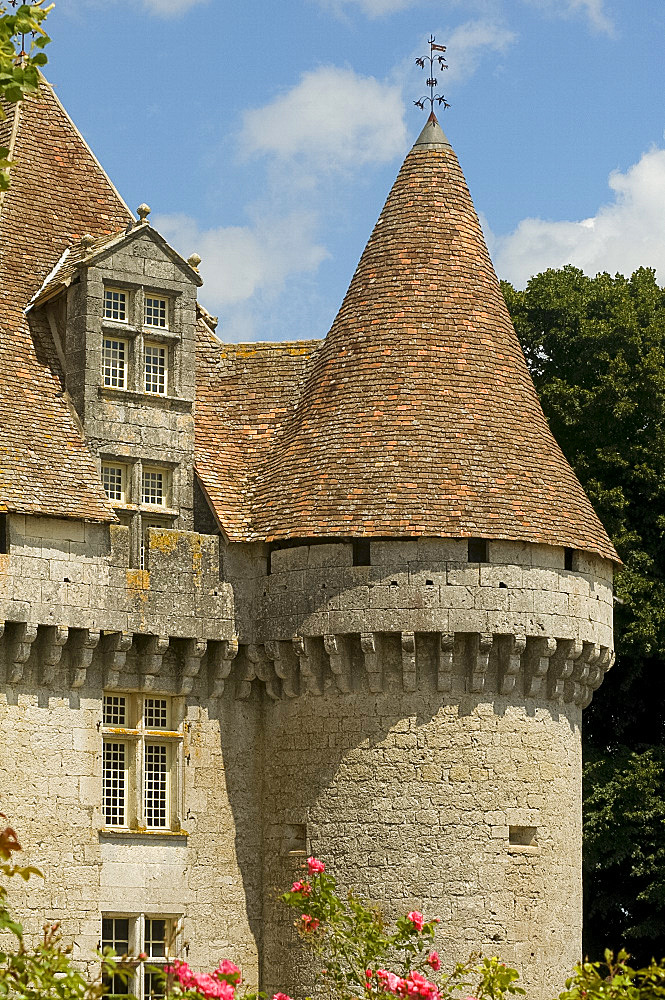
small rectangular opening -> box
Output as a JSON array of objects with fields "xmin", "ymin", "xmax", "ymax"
[
  {"xmin": 283, "ymin": 823, "xmax": 307, "ymax": 854},
  {"xmin": 509, "ymin": 825, "xmax": 537, "ymax": 847},
  {"xmin": 0, "ymin": 514, "xmax": 7, "ymax": 554},
  {"xmin": 564, "ymin": 547, "xmax": 574, "ymax": 571},
  {"xmin": 353, "ymin": 538, "xmax": 371, "ymax": 566},
  {"xmin": 467, "ymin": 537, "xmax": 488, "ymax": 563}
]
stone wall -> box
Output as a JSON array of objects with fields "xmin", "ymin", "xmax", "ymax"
[
  {"xmin": 0, "ymin": 684, "xmax": 263, "ymax": 987},
  {"xmin": 1, "ymin": 514, "xmax": 233, "ymax": 640},
  {"xmin": 261, "ymin": 683, "xmax": 582, "ymax": 1000}
]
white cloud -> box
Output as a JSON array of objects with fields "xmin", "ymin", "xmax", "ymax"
[
  {"xmin": 142, "ymin": 0, "xmax": 207, "ymax": 12},
  {"xmin": 241, "ymin": 66, "xmax": 407, "ymax": 169},
  {"xmin": 523, "ymin": 0, "xmax": 614, "ymax": 34},
  {"xmin": 490, "ymin": 145, "xmax": 665, "ymax": 288},
  {"xmin": 153, "ymin": 210, "xmax": 328, "ymax": 311},
  {"xmin": 443, "ymin": 19, "xmax": 516, "ymax": 82},
  {"xmin": 314, "ymin": 0, "xmax": 613, "ymax": 33}
]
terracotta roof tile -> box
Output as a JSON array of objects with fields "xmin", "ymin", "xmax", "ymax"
[
  {"xmin": 0, "ymin": 81, "xmax": 132, "ymax": 522},
  {"xmin": 195, "ymin": 316, "xmax": 320, "ymax": 538}
]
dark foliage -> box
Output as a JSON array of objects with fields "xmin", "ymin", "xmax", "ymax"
[{"xmin": 502, "ymin": 265, "xmax": 665, "ymax": 963}]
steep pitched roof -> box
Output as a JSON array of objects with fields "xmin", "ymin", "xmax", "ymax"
[
  {"xmin": 0, "ymin": 80, "xmax": 132, "ymax": 521},
  {"xmin": 195, "ymin": 316, "xmax": 320, "ymax": 539},
  {"xmin": 246, "ymin": 117, "xmax": 618, "ymax": 561}
]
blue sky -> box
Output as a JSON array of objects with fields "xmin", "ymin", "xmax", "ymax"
[{"xmin": 45, "ymin": 0, "xmax": 665, "ymax": 342}]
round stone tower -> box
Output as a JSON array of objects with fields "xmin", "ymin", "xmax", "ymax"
[{"xmin": 248, "ymin": 117, "xmax": 617, "ymax": 1000}]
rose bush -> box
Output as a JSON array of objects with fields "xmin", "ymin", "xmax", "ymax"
[{"xmin": 3, "ymin": 831, "xmax": 665, "ymax": 1000}]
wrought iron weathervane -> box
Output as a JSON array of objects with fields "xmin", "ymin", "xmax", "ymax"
[
  {"xmin": 414, "ymin": 35, "xmax": 450, "ymax": 115},
  {"xmin": 7, "ymin": 0, "xmax": 42, "ymax": 63}
]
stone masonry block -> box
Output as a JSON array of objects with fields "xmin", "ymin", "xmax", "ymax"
[
  {"xmin": 307, "ymin": 543, "xmax": 353, "ymax": 568},
  {"xmin": 490, "ymin": 540, "xmax": 533, "ymax": 566},
  {"xmin": 447, "ymin": 564, "xmax": 480, "ymax": 587},
  {"xmin": 370, "ymin": 540, "xmax": 418, "ymax": 565},
  {"xmin": 270, "ymin": 546, "xmax": 309, "ymax": 572},
  {"xmin": 479, "ymin": 564, "xmax": 523, "ymax": 589}
]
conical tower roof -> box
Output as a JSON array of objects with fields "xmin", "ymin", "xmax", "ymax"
[{"xmin": 251, "ymin": 116, "xmax": 618, "ymax": 561}]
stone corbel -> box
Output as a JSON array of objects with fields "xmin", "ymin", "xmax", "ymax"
[
  {"xmin": 246, "ymin": 643, "xmax": 280, "ymax": 701},
  {"xmin": 8, "ymin": 622, "xmax": 38, "ymax": 684},
  {"xmin": 40, "ymin": 625, "xmax": 69, "ymax": 685},
  {"xmin": 524, "ymin": 636, "xmax": 557, "ymax": 697},
  {"xmin": 266, "ymin": 639, "xmax": 298, "ymax": 698},
  {"xmin": 209, "ymin": 636, "xmax": 238, "ymax": 698},
  {"xmin": 437, "ymin": 633, "xmax": 455, "ymax": 693},
  {"xmin": 361, "ymin": 632, "xmax": 382, "ymax": 693},
  {"xmin": 179, "ymin": 638, "xmax": 206, "ymax": 695},
  {"xmin": 140, "ymin": 634, "xmax": 170, "ymax": 691},
  {"xmin": 324, "ymin": 634, "xmax": 350, "ymax": 693},
  {"xmin": 70, "ymin": 628, "xmax": 100, "ymax": 689},
  {"xmin": 499, "ymin": 634, "xmax": 526, "ymax": 696},
  {"xmin": 581, "ymin": 644, "xmax": 614, "ymax": 708},
  {"xmin": 550, "ymin": 638, "xmax": 584, "ymax": 703},
  {"xmin": 293, "ymin": 636, "xmax": 321, "ymax": 696},
  {"xmin": 401, "ymin": 632, "xmax": 417, "ymax": 692},
  {"xmin": 469, "ymin": 633, "xmax": 493, "ymax": 693},
  {"xmin": 102, "ymin": 631, "xmax": 133, "ymax": 689},
  {"xmin": 570, "ymin": 641, "xmax": 599, "ymax": 707}
]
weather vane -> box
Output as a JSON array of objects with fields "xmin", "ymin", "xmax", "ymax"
[
  {"xmin": 414, "ymin": 35, "xmax": 450, "ymax": 116},
  {"xmin": 8, "ymin": 0, "xmax": 40, "ymax": 63}
]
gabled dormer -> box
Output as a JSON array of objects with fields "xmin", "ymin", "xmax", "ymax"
[{"xmin": 27, "ymin": 206, "xmax": 204, "ymax": 563}]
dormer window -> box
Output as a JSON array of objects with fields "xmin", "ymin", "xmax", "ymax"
[
  {"xmin": 144, "ymin": 342, "xmax": 167, "ymax": 395},
  {"xmin": 103, "ymin": 288, "xmax": 127, "ymax": 322},
  {"xmin": 102, "ymin": 337, "xmax": 127, "ymax": 389},
  {"xmin": 102, "ymin": 463, "xmax": 127, "ymax": 503},
  {"xmin": 145, "ymin": 295, "xmax": 168, "ymax": 329},
  {"xmin": 142, "ymin": 467, "xmax": 169, "ymax": 507}
]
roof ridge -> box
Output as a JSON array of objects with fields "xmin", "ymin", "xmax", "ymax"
[
  {"xmin": 41, "ymin": 74, "xmax": 134, "ymax": 220},
  {"xmin": 0, "ymin": 100, "xmax": 22, "ymax": 212}
]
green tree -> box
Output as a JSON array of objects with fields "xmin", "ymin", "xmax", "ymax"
[
  {"xmin": 502, "ymin": 265, "xmax": 665, "ymax": 962},
  {"xmin": 0, "ymin": 1, "xmax": 51, "ymax": 191}
]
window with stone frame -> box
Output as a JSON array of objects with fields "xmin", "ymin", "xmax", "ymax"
[
  {"xmin": 144, "ymin": 295, "xmax": 168, "ymax": 330},
  {"xmin": 101, "ymin": 914, "xmax": 181, "ymax": 999},
  {"xmin": 103, "ymin": 288, "xmax": 128, "ymax": 323},
  {"xmin": 102, "ymin": 337, "xmax": 128, "ymax": 389},
  {"xmin": 144, "ymin": 342, "xmax": 167, "ymax": 395},
  {"xmin": 101, "ymin": 463, "xmax": 128, "ymax": 504},
  {"xmin": 101, "ymin": 694, "xmax": 182, "ymax": 831},
  {"xmin": 141, "ymin": 468, "xmax": 169, "ymax": 507}
]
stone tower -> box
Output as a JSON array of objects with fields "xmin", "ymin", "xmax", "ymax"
[
  {"xmin": 0, "ymin": 84, "xmax": 617, "ymax": 1000},
  {"xmin": 244, "ymin": 116, "xmax": 618, "ymax": 1000}
]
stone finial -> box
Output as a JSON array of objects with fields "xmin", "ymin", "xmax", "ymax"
[
  {"xmin": 136, "ymin": 203, "xmax": 151, "ymax": 224},
  {"xmin": 187, "ymin": 252, "xmax": 202, "ymax": 270},
  {"xmin": 80, "ymin": 233, "xmax": 95, "ymax": 249}
]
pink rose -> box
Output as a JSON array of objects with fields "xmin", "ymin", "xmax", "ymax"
[
  {"xmin": 426, "ymin": 952, "xmax": 441, "ymax": 972},
  {"xmin": 307, "ymin": 856, "xmax": 325, "ymax": 875},
  {"xmin": 366, "ymin": 969, "xmax": 373, "ymax": 981},
  {"xmin": 272, "ymin": 994, "xmax": 293, "ymax": 1000},
  {"xmin": 405, "ymin": 971, "xmax": 439, "ymax": 1000},
  {"xmin": 291, "ymin": 880, "xmax": 312, "ymax": 896},
  {"xmin": 407, "ymin": 910, "xmax": 425, "ymax": 931},
  {"xmin": 377, "ymin": 969, "xmax": 407, "ymax": 996},
  {"xmin": 301, "ymin": 914, "xmax": 320, "ymax": 932},
  {"xmin": 215, "ymin": 960, "xmax": 241, "ymax": 983}
]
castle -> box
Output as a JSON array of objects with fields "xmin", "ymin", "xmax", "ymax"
[{"xmin": 0, "ymin": 78, "xmax": 618, "ymax": 1000}]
